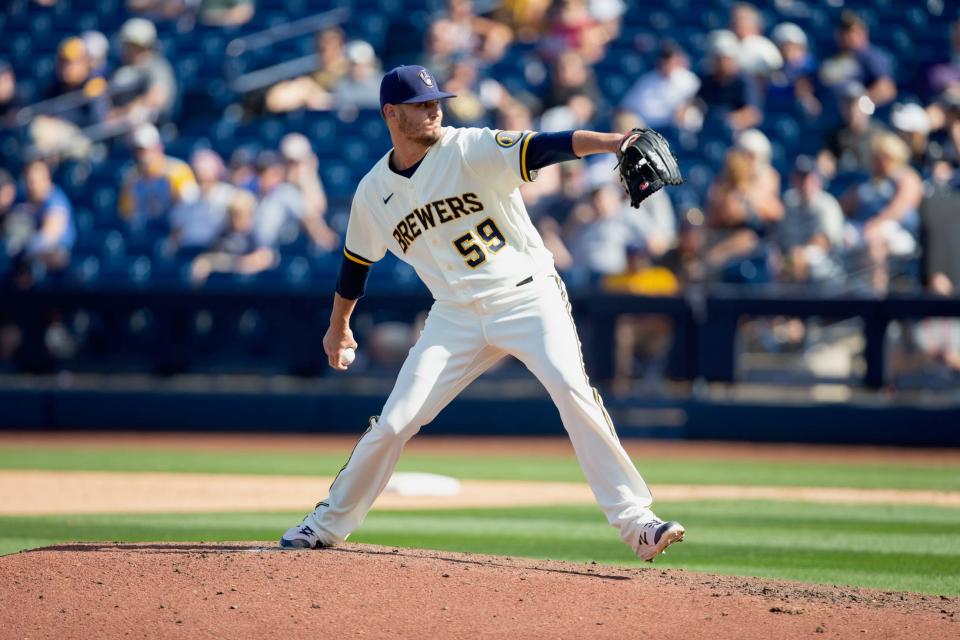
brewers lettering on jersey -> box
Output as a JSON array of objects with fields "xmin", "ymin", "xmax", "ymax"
[{"xmin": 281, "ymin": 65, "xmax": 685, "ymax": 562}]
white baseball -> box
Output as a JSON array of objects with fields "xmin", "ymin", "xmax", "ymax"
[{"xmin": 340, "ymin": 347, "xmax": 356, "ymax": 366}]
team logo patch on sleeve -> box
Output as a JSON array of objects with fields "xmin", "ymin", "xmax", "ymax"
[{"xmin": 495, "ymin": 130, "xmax": 523, "ymax": 148}]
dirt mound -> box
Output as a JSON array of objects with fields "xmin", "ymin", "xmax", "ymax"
[{"xmin": 1, "ymin": 543, "xmax": 954, "ymax": 639}]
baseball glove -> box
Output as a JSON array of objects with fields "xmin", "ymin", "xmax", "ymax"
[{"xmin": 616, "ymin": 128, "xmax": 684, "ymax": 208}]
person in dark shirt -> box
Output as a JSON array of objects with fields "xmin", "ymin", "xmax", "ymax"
[
  {"xmin": 820, "ymin": 82, "xmax": 889, "ymax": 177},
  {"xmin": 819, "ymin": 11, "xmax": 896, "ymax": 107},
  {"xmin": 682, "ymin": 32, "xmax": 761, "ymax": 132},
  {"xmin": 190, "ymin": 190, "xmax": 277, "ymax": 285},
  {"xmin": 42, "ymin": 37, "xmax": 109, "ymax": 128},
  {"xmin": 108, "ymin": 18, "xmax": 178, "ymax": 125}
]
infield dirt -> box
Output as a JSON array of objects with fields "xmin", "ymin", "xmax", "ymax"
[{"xmin": 1, "ymin": 542, "xmax": 955, "ymax": 639}]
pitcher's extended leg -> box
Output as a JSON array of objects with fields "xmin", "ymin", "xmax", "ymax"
[{"xmin": 492, "ymin": 278, "xmax": 659, "ymax": 554}]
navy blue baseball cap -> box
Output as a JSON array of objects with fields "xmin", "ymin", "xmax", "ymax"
[{"xmin": 379, "ymin": 65, "xmax": 456, "ymax": 109}]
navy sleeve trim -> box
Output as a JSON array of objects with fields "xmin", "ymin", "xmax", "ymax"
[
  {"xmin": 525, "ymin": 130, "xmax": 579, "ymax": 172},
  {"xmin": 336, "ymin": 252, "xmax": 371, "ymax": 300}
]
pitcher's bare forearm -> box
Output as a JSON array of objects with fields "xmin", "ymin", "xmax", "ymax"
[
  {"xmin": 572, "ymin": 131, "xmax": 623, "ymax": 157},
  {"xmin": 324, "ymin": 293, "xmax": 359, "ymax": 370}
]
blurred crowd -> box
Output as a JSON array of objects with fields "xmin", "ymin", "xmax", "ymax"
[{"xmin": 2, "ymin": 0, "xmax": 960, "ymax": 378}]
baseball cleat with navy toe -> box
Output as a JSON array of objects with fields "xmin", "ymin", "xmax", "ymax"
[
  {"xmin": 279, "ymin": 522, "xmax": 326, "ymax": 549},
  {"xmin": 636, "ymin": 519, "xmax": 685, "ymax": 562}
]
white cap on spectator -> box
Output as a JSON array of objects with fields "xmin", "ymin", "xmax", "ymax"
[
  {"xmin": 772, "ymin": 22, "xmax": 808, "ymax": 48},
  {"xmin": 81, "ymin": 30, "xmax": 109, "ymax": 61},
  {"xmin": 736, "ymin": 128, "xmax": 772, "ymax": 164},
  {"xmin": 590, "ymin": 0, "xmax": 626, "ymax": 22},
  {"xmin": 130, "ymin": 123, "xmax": 161, "ymax": 149},
  {"xmin": 708, "ymin": 30, "xmax": 741, "ymax": 58},
  {"xmin": 890, "ymin": 103, "xmax": 931, "ymax": 134},
  {"xmin": 280, "ymin": 132, "xmax": 314, "ymax": 162},
  {"xmin": 121, "ymin": 18, "xmax": 158, "ymax": 48},
  {"xmin": 345, "ymin": 40, "xmax": 376, "ymax": 65}
]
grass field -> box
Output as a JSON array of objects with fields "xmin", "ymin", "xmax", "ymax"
[{"xmin": 2, "ymin": 442, "xmax": 959, "ymax": 596}]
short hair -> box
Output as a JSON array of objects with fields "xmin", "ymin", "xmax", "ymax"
[{"xmin": 839, "ymin": 10, "xmax": 865, "ymax": 32}]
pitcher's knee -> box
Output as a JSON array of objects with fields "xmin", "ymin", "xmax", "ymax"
[{"xmin": 372, "ymin": 414, "xmax": 421, "ymax": 443}]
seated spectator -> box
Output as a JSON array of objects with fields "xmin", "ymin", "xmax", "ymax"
[
  {"xmin": 682, "ymin": 32, "xmax": 761, "ymax": 132},
  {"xmin": 768, "ymin": 22, "xmax": 820, "ymax": 117},
  {"xmin": 253, "ymin": 151, "xmax": 323, "ymax": 249},
  {"xmin": 190, "ymin": 190, "xmax": 277, "ymax": 285},
  {"xmin": 735, "ymin": 128, "xmax": 781, "ymax": 198},
  {"xmin": 442, "ymin": 0, "xmax": 514, "ymax": 64},
  {"xmin": 4, "ymin": 159, "xmax": 75, "ymax": 287},
  {"xmin": 265, "ymin": 27, "xmax": 349, "ymax": 113},
  {"xmin": 926, "ymin": 89, "xmax": 960, "ymax": 170},
  {"xmin": 280, "ymin": 133, "xmax": 338, "ymax": 251},
  {"xmin": 422, "ymin": 19, "xmax": 460, "ymax": 83},
  {"xmin": 330, "ymin": 41, "xmax": 383, "ymax": 111},
  {"xmin": 81, "ymin": 31, "xmax": 111, "ymax": 78},
  {"xmin": 778, "ymin": 156, "xmax": 845, "ymax": 285},
  {"xmin": 167, "ymin": 149, "xmax": 237, "ymax": 253},
  {"xmin": 619, "ymin": 40, "xmax": 700, "ymax": 129},
  {"xmin": 29, "ymin": 37, "xmax": 110, "ymax": 161},
  {"xmin": 729, "ymin": 3, "xmax": 782, "ymax": 78},
  {"xmin": 539, "ymin": 91, "xmax": 596, "ymax": 132},
  {"xmin": 542, "ymin": 0, "xmax": 612, "ymax": 64},
  {"xmin": 820, "ymin": 82, "xmax": 888, "ymax": 177},
  {"xmin": 543, "ymin": 51, "xmax": 601, "ymax": 113},
  {"xmin": 118, "ymin": 123, "xmax": 199, "ymax": 232},
  {"xmin": 819, "ymin": 11, "xmax": 896, "ymax": 108},
  {"xmin": 109, "ymin": 18, "xmax": 178, "ymax": 125},
  {"xmin": 841, "ymin": 132, "xmax": 923, "ymax": 292},
  {"xmin": 567, "ymin": 183, "xmax": 643, "ymax": 282},
  {"xmin": 658, "ymin": 210, "xmax": 707, "ymax": 286},
  {"xmin": 925, "ymin": 19, "xmax": 960, "ymax": 100},
  {"xmin": 0, "ymin": 61, "xmax": 23, "ymax": 129},
  {"xmin": 440, "ymin": 57, "xmax": 491, "ymax": 127},
  {"xmin": 228, "ymin": 147, "xmax": 258, "ymax": 193},
  {"xmin": 197, "ymin": 0, "xmax": 255, "ymax": 26},
  {"xmin": 43, "ymin": 37, "xmax": 108, "ymax": 127},
  {"xmin": 585, "ymin": 151, "xmax": 678, "ymax": 260},
  {"xmin": 890, "ymin": 103, "xmax": 932, "ymax": 169},
  {"xmin": 704, "ymin": 148, "xmax": 783, "ymax": 283}
]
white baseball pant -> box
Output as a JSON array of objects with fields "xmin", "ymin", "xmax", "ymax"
[{"xmin": 306, "ymin": 272, "xmax": 656, "ymax": 554}]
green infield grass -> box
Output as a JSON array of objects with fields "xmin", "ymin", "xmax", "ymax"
[
  {"xmin": 2, "ymin": 442, "xmax": 958, "ymax": 595},
  {"xmin": 1, "ymin": 501, "xmax": 958, "ymax": 596},
  {"xmin": 1, "ymin": 445, "xmax": 958, "ymax": 491}
]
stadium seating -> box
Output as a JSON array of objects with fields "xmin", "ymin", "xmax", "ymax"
[{"xmin": 1, "ymin": 0, "xmax": 956, "ymax": 290}]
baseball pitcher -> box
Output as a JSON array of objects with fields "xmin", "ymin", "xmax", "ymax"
[{"xmin": 281, "ymin": 65, "xmax": 685, "ymax": 561}]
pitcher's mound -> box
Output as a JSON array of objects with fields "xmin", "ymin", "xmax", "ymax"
[{"xmin": 1, "ymin": 542, "xmax": 954, "ymax": 639}]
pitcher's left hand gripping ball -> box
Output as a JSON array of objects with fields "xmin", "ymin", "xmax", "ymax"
[{"xmin": 616, "ymin": 128, "xmax": 684, "ymax": 208}]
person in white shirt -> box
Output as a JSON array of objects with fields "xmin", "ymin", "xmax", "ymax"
[
  {"xmin": 279, "ymin": 64, "xmax": 685, "ymax": 562},
  {"xmin": 619, "ymin": 40, "xmax": 699, "ymax": 129}
]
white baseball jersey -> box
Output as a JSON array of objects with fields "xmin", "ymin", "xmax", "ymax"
[
  {"xmin": 292, "ymin": 125, "xmax": 678, "ymax": 562},
  {"xmin": 343, "ymin": 127, "xmax": 555, "ymax": 303}
]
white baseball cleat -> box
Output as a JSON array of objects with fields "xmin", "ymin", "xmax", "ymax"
[
  {"xmin": 636, "ymin": 519, "xmax": 685, "ymax": 562},
  {"xmin": 279, "ymin": 521, "xmax": 328, "ymax": 549}
]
